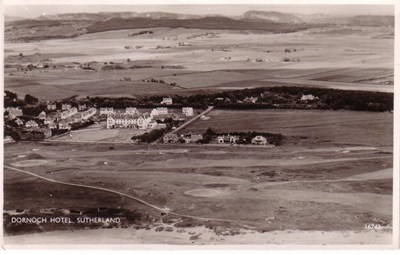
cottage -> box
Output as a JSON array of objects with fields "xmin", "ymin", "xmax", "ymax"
[
  {"xmin": 48, "ymin": 122, "xmax": 57, "ymax": 129},
  {"xmin": 137, "ymin": 113, "xmax": 152, "ymax": 129},
  {"xmin": 81, "ymin": 107, "xmax": 96, "ymax": 120},
  {"xmin": 243, "ymin": 97, "xmax": 258, "ymax": 104},
  {"xmin": 161, "ymin": 97, "xmax": 173, "ymax": 105},
  {"xmin": 100, "ymin": 107, "xmax": 114, "ymax": 115},
  {"xmin": 216, "ymin": 135, "xmax": 225, "ymax": 144},
  {"xmin": 126, "ymin": 107, "xmax": 139, "ymax": 115},
  {"xmin": 58, "ymin": 120, "xmax": 71, "ymax": 130},
  {"xmin": 61, "ymin": 104, "xmax": 72, "ymax": 110},
  {"xmin": 25, "ymin": 120, "xmax": 39, "ymax": 129},
  {"xmin": 37, "ymin": 111, "xmax": 47, "ymax": 120},
  {"xmin": 216, "ymin": 134, "xmax": 239, "ymax": 144},
  {"xmin": 4, "ymin": 136, "xmax": 14, "ymax": 144},
  {"xmin": 182, "ymin": 107, "xmax": 194, "ymax": 117},
  {"xmin": 36, "ymin": 60, "xmax": 51, "ymax": 69},
  {"xmin": 163, "ymin": 133, "xmax": 179, "ymax": 143},
  {"xmin": 151, "ymin": 107, "xmax": 168, "ymax": 117},
  {"xmin": 7, "ymin": 107, "xmax": 23, "ymax": 119},
  {"xmin": 301, "ymin": 94, "xmax": 318, "ymax": 101},
  {"xmin": 228, "ymin": 135, "xmax": 239, "ymax": 144},
  {"xmin": 78, "ymin": 104, "xmax": 87, "ymax": 111},
  {"xmin": 47, "ymin": 103, "xmax": 57, "ymax": 111},
  {"xmin": 251, "ymin": 135, "xmax": 268, "ymax": 145},
  {"xmin": 40, "ymin": 128, "xmax": 52, "ymax": 139},
  {"xmin": 147, "ymin": 120, "xmax": 158, "ymax": 129},
  {"xmin": 183, "ymin": 133, "xmax": 203, "ymax": 143},
  {"xmin": 15, "ymin": 118, "xmax": 24, "ymax": 126},
  {"xmin": 61, "ymin": 111, "xmax": 69, "ymax": 120},
  {"xmin": 61, "ymin": 107, "xmax": 78, "ymax": 120},
  {"xmin": 71, "ymin": 113, "xmax": 82, "ymax": 123},
  {"xmin": 44, "ymin": 117, "xmax": 54, "ymax": 126}
]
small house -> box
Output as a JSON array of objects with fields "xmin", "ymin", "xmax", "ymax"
[
  {"xmin": 15, "ymin": 118, "xmax": 24, "ymax": 126},
  {"xmin": 301, "ymin": 94, "xmax": 318, "ymax": 101},
  {"xmin": 25, "ymin": 120, "xmax": 39, "ymax": 129},
  {"xmin": 61, "ymin": 104, "xmax": 71, "ymax": 111},
  {"xmin": 182, "ymin": 107, "xmax": 194, "ymax": 117},
  {"xmin": 58, "ymin": 120, "xmax": 71, "ymax": 130},
  {"xmin": 100, "ymin": 107, "xmax": 114, "ymax": 115},
  {"xmin": 251, "ymin": 135, "xmax": 268, "ymax": 145},
  {"xmin": 78, "ymin": 104, "xmax": 87, "ymax": 111},
  {"xmin": 163, "ymin": 133, "xmax": 179, "ymax": 143},
  {"xmin": 37, "ymin": 111, "xmax": 47, "ymax": 120},
  {"xmin": 126, "ymin": 107, "xmax": 139, "ymax": 115},
  {"xmin": 47, "ymin": 103, "xmax": 57, "ymax": 111},
  {"xmin": 7, "ymin": 107, "xmax": 23, "ymax": 119},
  {"xmin": 161, "ymin": 97, "xmax": 173, "ymax": 105}
]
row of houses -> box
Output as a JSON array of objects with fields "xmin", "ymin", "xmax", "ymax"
[
  {"xmin": 216, "ymin": 134, "xmax": 268, "ymax": 145},
  {"xmin": 163, "ymin": 133, "xmax": 203, "ymax": 144},
  {"xmin": 5, "ymin": 107, "xmax": 23, "ymax": 119},
  {"xmin": 47, "ymin": 103, "xmax": 88, "ymax": 111},
  {"xmin": 106, "ymin": 113, "xmax": 157, "ymax": 129}
]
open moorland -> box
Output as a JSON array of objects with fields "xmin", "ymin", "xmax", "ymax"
[{"xmin": 4, "ymin": 25, "xmax": 394, "ymax": 100}]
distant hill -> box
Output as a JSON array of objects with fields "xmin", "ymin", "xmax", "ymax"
[
  {"xmin": 292, "ymin": 13, "xmax": 394, "ymax": 26},
  {"xmin": 348, "ymin": 15, "xmax": 394, "ymax": 27},
  {"xmin": 38, "ymin": 11, "xmax": 202, "ymax": 21},
  {"xmin": 85, "ymin": 16, "xmax": 314, "ymax": 34},
  {"xmin": 241, "ymin": 10, "xmax": 304, "ymax": 24},
  {"xmin": 5, "ymin": 10, "xmax": 394, "ymax": 42},
  {"xmin": 291, "ymin": 13, "xmax": 346, "ymax": 24},
  {"xmin": 5, "ymin": 15, "xmax": 26, "ymax": 22}
]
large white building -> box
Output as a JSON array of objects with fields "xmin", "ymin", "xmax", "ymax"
[
  {"xmin": 182, "ymin": 107, "xmax": 194, "ymax": 117},
  {"xmin": 161, "ymin": 97, "xmax": 173, "ymax": 105},
  {"xmin": 107, "ymin": 113, "xmax": 154, "ymax": 129},
  {"xmin": 100, "ymin": 107, "xmax": 114, "ymax": 115},
  {"xmin": 126, "ymin": 107, "xmax": 139, "ymax": 115},
  {"xmin": 150, "ymin": 107, "xmax": 168, "ymax": 117},
  {"xmin": 6, "ymin": 107, "xmax": 23, "ymax": 119},
  {"xmin": 107, "ymin": 113, "xmax": 137, "ymax": 129},
  {"xmin": 81, "ymin": 107, "xmax": 96, "ymax": 120},
  {"xmin": 61, "ymin": 107, "xmax": 78, "ymax": 120}
]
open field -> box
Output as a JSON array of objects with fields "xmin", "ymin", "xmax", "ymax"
[
  {"xmin": 3, "ymin": 138, "xmax": 393, "ymax": 243},
  {"xmin": 183, "ymin": 109, "xmax": 393, "ymax": 148},
  {"xmin": 3, "ymin": 108, "xmax": 393, "ymax": 243},
  {"xmin": 4, "ymin": 26, "xmax": 394, "ymax": 100}
]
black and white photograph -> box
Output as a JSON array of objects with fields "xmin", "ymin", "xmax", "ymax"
[{"xmin": 1, "ymin": 0, "xmax": 399, "ymax": 249}]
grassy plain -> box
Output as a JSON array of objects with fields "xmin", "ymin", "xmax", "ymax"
[
  {"xmin": 183, "ymin": 109, "xmax": 393, "ymax": 148},
  {"xmin": 3, "ymin": 109, "xmax": 393, "ymax": 242},
  {"xmin": 4, "ymin": 26, "xmax": 394, "ymax": 100}
]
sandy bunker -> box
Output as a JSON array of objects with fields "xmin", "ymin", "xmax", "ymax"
[
  {"xmin": 12, "ymin": 159, "xmax": 49, "ymax": 167},
  {"xmin": 184, "ymin": 189, "xmax": 223, "ymax": 197}
]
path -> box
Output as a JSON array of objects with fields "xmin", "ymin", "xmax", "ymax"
[
  {"xmin": 151, "ymin": 106, "xmax": 214, "ymax": 144},
  {"xmin": 4, "ymin": 165, "xmax": 252, "ymax": 226}
]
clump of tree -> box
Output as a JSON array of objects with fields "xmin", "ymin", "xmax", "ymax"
[
  {"xmin": 24, "ymin": 94, "xmax": 39, "ymax": 105},
  {"xmin": 131, "ymin": 128, "xmax": 169, "ymax": 143}
]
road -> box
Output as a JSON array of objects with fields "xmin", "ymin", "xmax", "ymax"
[
  {"xmin": 4, "ymin": 165, "xmax": 251, "ymax": 226},
  {"xmin": 151, "ymin": 106, "xmax": 214, "ymax": 144},
  {"xmin": 170, "ymin": 106, "xmax": 214, "ymax": 134}
]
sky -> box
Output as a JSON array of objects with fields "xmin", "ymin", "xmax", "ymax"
[{"xmin": 4, "ymin": 4, "xmax": 394, "ymax": 19}]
